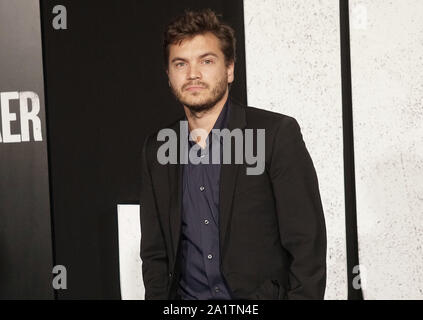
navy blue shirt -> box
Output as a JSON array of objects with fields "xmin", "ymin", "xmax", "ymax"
[{"xmin": 177, "ymin": 97, "xmax": 233, "ymax": 300}]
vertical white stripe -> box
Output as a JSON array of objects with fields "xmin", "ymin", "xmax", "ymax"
[
  {"xmin": 350, "ymin": 0, "xmax": 423, "ymax": 299},
  {"xmin": 243, "ymin": 0, "xmax": 347, "ymax": 299},
  {"xmin": 117, "ymin": 204, "xmax": 145, "ymax": 300}
]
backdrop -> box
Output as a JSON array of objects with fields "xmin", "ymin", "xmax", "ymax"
[{"xmin": 0, "ymin": 0, "xmax": 54, "ymax": 299}]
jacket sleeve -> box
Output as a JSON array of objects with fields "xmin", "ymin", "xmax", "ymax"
[
  {"xmin": 139, "ymin": 134, "xmax": 169, "ymax": 300},
  {"xmin": 269, "ymin": 117, "xmax": 327, "ymax": 299}
]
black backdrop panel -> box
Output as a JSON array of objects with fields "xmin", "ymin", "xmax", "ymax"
[
  {"xmin": 41, "ymin": 0, "xmax": 246, "ymax": 299},
  {"xmin": 0, "ymin": 0, "xmax": 54, "ymax": 299}
]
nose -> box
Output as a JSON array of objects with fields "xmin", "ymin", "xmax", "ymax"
[{"xmin": 187, "ymin": 63, "xmax": 201, "ymax": 80}]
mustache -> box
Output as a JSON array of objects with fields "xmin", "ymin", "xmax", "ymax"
[{"xmin": 182, "ymin": 82, "xmax": 208, "ymax": 90}]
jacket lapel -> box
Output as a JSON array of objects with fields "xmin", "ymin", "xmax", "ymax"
[
  {"xmin": 168, "ymin": 119, "xmax": 184, "ymax": 259},
  {"xmin": 219, "ymin": 98, "xmax": 247, "ymax": 255}
]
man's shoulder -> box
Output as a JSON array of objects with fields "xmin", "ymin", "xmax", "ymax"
[{"xmin": 243, "ymin": 104, "xmax": 300, "ymax": 133}]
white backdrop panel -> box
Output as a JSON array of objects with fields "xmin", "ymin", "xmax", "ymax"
[
  {"xmin": 243, "ymin": 0, "xmax": 347, "ymax": 299},
  {"xmin": 350, "ymin": 0, "xmax": 423, "ymax": 299},
  {"xmin": 117, "ymin": 204, "xmax": 145, "ymax": 300}
]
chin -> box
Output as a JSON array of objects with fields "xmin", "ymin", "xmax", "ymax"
[{"xmin": 183, "ymin": 95, "xmax": 208, "ymax": 106}]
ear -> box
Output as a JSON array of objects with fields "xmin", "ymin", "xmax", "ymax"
[{"xmin": 227, "ymin": 61, "xmax": 235, "ymax": 84}]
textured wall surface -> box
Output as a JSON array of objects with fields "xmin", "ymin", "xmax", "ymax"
[
  {"xmin": 243, "ymin": 0, "xmax": 347, "ymax": 299},
  {"xmin": 350, "ymin": 0, "xmax": 423, "ymax": 299}
]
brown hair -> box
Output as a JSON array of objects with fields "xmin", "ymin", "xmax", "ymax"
[{"xmin": 163, "ymin": 8, "xmax": 236, "ymax": 69}]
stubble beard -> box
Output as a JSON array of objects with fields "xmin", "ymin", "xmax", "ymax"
[{"xmin": 170, "ymin": 75, "xmax": 228, "ymax": 116}]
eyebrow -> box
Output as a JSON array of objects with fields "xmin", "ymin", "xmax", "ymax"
[{"xmin": 170, "ymin": 52, "xmax": 219, "ymax": 64}]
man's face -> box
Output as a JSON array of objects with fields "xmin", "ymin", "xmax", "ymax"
[{"xmin": 167, "ymin": 32, "xmax": 234, "ymax": 114}]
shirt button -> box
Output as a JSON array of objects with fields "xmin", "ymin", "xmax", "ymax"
[
  {"xmin": 204, "ymin": 219, "xmax": 209, "ymax": 225},
  {"xmin": 199, "ymin": 186, "xmax": 205, "ymax": 191},
  {"xmin": 207, "ymin": 254, "xmax": 213, "ymax": 260},
  {"xmin": 215, "ymin": 286, "xmax": 220, "ymax": 293}
]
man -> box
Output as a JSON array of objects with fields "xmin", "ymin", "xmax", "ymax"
[{"xmin": 140, "ymin": 9, "xmax": 327, "ymax": 300}]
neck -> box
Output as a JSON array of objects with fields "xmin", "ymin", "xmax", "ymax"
[{"xmin": 183, "ymin": 90, "xmax": 228, "ymax": 142}]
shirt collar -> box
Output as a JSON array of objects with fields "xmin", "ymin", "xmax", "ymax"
[{"xmin": 212, "ymin": 95, "xmax": 230, "ymax": 132}]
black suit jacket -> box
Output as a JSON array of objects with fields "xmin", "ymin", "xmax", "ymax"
[{"xmin": 139, "ymin": 97, "xmax": 327, "ymax": 300}]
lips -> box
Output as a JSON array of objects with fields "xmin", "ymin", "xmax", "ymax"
[{"xmin": 186, "ymin": 86, "xmax": 205, "ymax": 91}]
